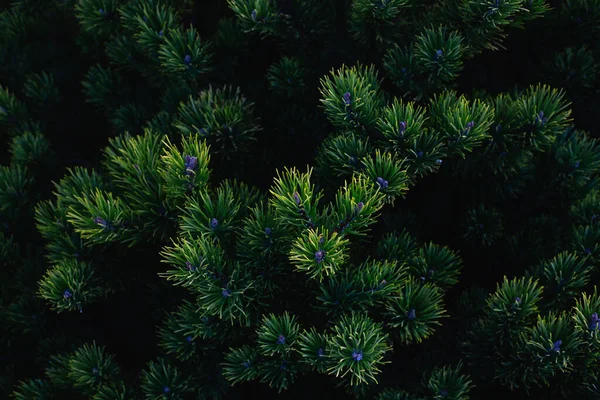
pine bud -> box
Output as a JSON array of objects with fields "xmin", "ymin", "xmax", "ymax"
[
  {"xmin": 293, "ymin": 191, "xmax": 301, "ymax": 205},
  {"xmin": 550, "ymin": 340, "xmax": 562, "ymax": 352},
  {"xmin": 251, "ymin": 9, "xmax": 258, "ymax": 22},
  {"xmin": 222, "ymin": 288, "xmax": 232, "ymax": 297},
  {"xmin": 63, "ymin": 289, "xmax": 73, "ymax": 299},
  {"xmin": 352, "ymin": 350, "xmax": 363, "ymax": 361},
  {"xmin": 94, "ymin": 217, "xmax": 107, "ymax": 227},
  {"xmin": 377, "ymin": 177, "xmax": 389, "ymax": 189},
  {"xmin": 342, "ymin": 92, "xmax": 352, "ymax": 106},
  {"xmin": 277, "ymin": 334, "xmax": 286, "ymax": 345},
  {"xmin": 407, "ymin": 309, "xmax": 416, "ymax": 320},
  {"xmin": 535, "ymin": 111, "xmax": 548, "ymax": 126},
  {"xmin": 210, "ymin": 218, "xmax": 219, "ymax": 229},
  {"xmin": 184, "ymin": 155, "xmax": 198, "ymax": 175},
  {"xmin": 356, "ymin": 202, "xmax": 364, "ymax": 213},
  {"xmin": 590, "ymin": 313, "xmax": 599, "ymax": 331},
  {"xmin": 314, "ymin": 250, "xmax": 325, "ymax": 263},
  {"xmin": 399, "ymin": 121, "xmax": 407, "ymax": 136},
  {"xmin": 183, "ymin": 55, "xmax": 192, "ymax": 65}
]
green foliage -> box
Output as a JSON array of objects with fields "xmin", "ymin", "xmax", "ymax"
[
  {"xmin": 413, "ymin": 26, "xmax": 466, "ymax": 87},
  {"xmin": 530, "ymin": 251, "xmax": 591, "ymax": 309},
  {"xmin": 75, "ymin": 0, "xmax": 121, "ymax": 38},
  {"xmin": 326, "ymin": 313, "xmax": 391, "ymax": 386},
  {"xmin": 158, "ymin": 134, "xmax": 211, "ymax": 207},
  {"xmin": 423, "ymin": 363, "xmax": 473, "ymax": 400},
  {"xmin": 227, "ymin": 0, "xmax": 282, "ymax": 38},
  {"xmin": 410, "ymin": 242, "xmax": 463, "ymax": 290},
  {"xmin": 348, "ymin": 0, "xmax": 410, "ymax": 45},
  {"xmin": 257, "ymin": 312, "xmax": 301, "ymax": 356},
  {"xmin": 266, "ymin": 56, "xmax": 307, "ymax": 97},
  {"xmin": 68, "ymin": 342, "xmax": 121, "ymax": 394},
  {"xmin": 0, "ymin": 165, "xmax": 33, "ymax": 220},
  {"xmin": 319, "ymin": 64, "xmax": 386, "ymax": 131},
  {"xmin": 384, "ymin": 278, "xmax": 447, "ymax": 344},
  {"xmin": 141, "ymin": 358, "xmax": 191, "ymax": 400},
  {"xmin": 513, "ymin": 84, "xmax": 572, "ymax": 150},
  {"xmin": 10, "ymin": 379, "xmax": 53, "ymax": 400},
  {"xmin": 173, "ymin": 85, "xmax": 260, "ymax": 158},
  {"xmin": 289, "ymin": 227, "xmax": 350, "ymax": 281},
  {"xmin": 37, "ymin": 259, "xmax": 103, "ymax": 313},
  {"xmin": 360, "ymin": 150, "xmax": 409, "ymax": 203},
  {"xmin": 297, "ymin": 328, "xmax": 329, "ymax": 373},
  {"xmin": 157, "ymin": 27, "xmax": 212, "ymax": 79},
  {"xmin": 486, "ymin": 276, "xmax": 543, "ymax": 336},
  {"xmin": 9, "ymin": 130, "xmax": 54, "ymax": 170},
  {"xmin": 463, "ymin": 204, "xmax": 504, "ymax": 247}
]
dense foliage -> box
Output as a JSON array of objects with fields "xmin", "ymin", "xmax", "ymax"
[{"xmin": 1, "ymin": 0, "xmax": 599, "ymax": 399}]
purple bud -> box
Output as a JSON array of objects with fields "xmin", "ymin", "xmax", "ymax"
[
  {"xmin": 376, "ymin": 177, "xmax": 389, "ymax": 189},
  {"xmin": 280, "ymin": 362, "xmax": 287, "ymax": 370},
  {"xmin": 186, "ymin": 335, "xmax": 193, "ymax": 342},
  {"xmin": 251, "ymin": 9, "xmax": 258, "ymax": 22},
  {"xmin": 265, "ymin": 227, "xmax": 272, "ymax": 235},
  {"xmin": 158, "ymin": 30, "xmax": 163, "ymax": 37},
  {"xmin": 515, "ymin": 297, "xmax": 522, "ymax": 304},
  {"xmin": 99, "ymin": 8, "xmax": 106, "ymax": 15},
  {"xmin": 222, "ymin": 288, "xmax": 231, "ymax": 297},
  {"xmin": 185, "ymin": 261, "xmax": 195, "ymax": 271},
  {"xmin": 435, "ymin": 49, "xmax": 443, "ymax": 59},
  {"xmin": 407, "ymin": 309, "xmax": 416, "ymax": 320},
  {"xmin": 551, "ymin": 340, "xmax": 562, "ymax": 352},
  {"xmin": 317, "ymin": 348, "xmax": 324, "ymax": 357},
  {"xmin": 536, "ymin": 111, "xmax": 548, "ymax": 125},
  {"xmin": 436, "ymin": 159, "xmax": 442, "ymax": 165},
  {"xmin": 183, "ymin": 54, "xmax": 192, "ymax": 65},
  {"xmin": 417, "ymin": 150, "xmax": 424, "ymax": 158},
  {"xmin": 184, "ymin": 155, "xmax": 198, "ymax": 175},
  {"xmin": 63, "ymin": 289, "xmax": 73, "ymax": 299},
  {"xmin": 466, "ymin": 121, "xmax": 475, "ymax": 130},
  {"xmin": 163, "ymin": 386, "xmax": 171, "ymax": 394},
  {"xmin": 293, "ymin": 192, "xmax": 301, "ymax": 205},
  {"xmin": 585, "ymin": 248, "xmax": 592, "ymax": 254},
  {"xmin": 94, "ymin": 217, "xmax": 107, "ymax": 227},
  {"xmin": 314, "ymin": 250, "xmax": 325, "ymax": 263},
  {"xmin": 352, "ymin": 350, "xmax": 363, "ymax": 361},
  {"xmin": 574, "ymin": 161, "xmax": 580, "ymax": 169},
  {"xmin": 243, "ymin": 361, "xmax": 251, "ymax": 368},
  {"xmin": 210, "ymin": 218, "xmax": 219, "ymax": 229},
  {"xmin": 277, "ymin": 334, "xmax": 286, "ymax": 345},
  {"xmin": 92, "ymin": 367, "xmax": 99, "ymax": 375},
  {"xmin": 356, "ymin": 202, "xmax": 364, "ymax": 213},
  {"xmin": 399, "ymin": 121, "xmax": 407, "ymax": 134},
  {"xmin": 590, "ymin": 313, "xmax": 599, "ymax": 331},
  {"xmin": 342, "ymin": 92, "xmax": 352, "ymax": 106}
]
